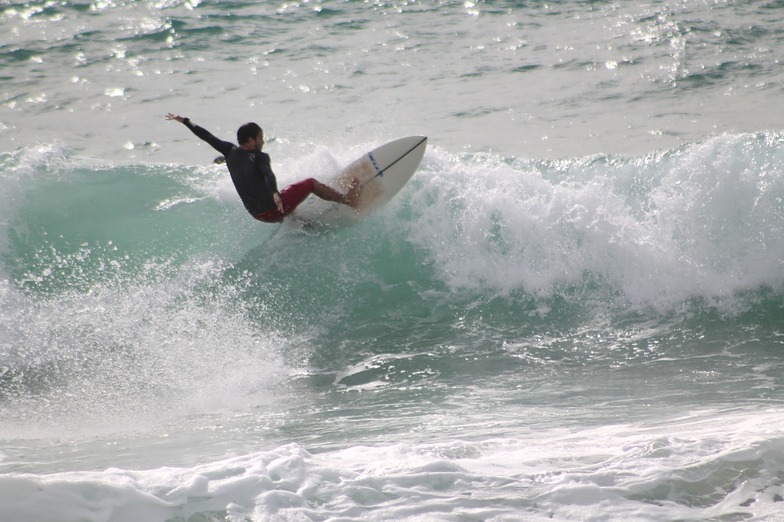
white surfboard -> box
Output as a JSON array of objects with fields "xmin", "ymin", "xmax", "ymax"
[{"xmin": 293, "ymin": 136, "xmax": 428, "ymax": 227}]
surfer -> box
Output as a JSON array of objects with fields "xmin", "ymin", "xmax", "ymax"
[{"xmin": 166, "ymin": 113, "xmax": 360, "ymax": 223}]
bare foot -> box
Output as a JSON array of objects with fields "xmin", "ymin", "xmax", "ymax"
[{"xmin": 346, "ymin": 177, "xmax": 361, "ymax": 207}]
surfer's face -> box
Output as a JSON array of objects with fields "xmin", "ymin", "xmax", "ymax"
[{"xmin": 251, "ymin": 131, "xmax": 264, "ymax": 151}]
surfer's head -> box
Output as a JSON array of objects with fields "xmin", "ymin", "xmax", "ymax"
[{"xmin": 237, "ymin": 122, "xmax": 263, "ymax": 150}]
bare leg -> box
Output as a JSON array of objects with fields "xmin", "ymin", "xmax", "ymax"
[{"xmin": 312, "ymin": 178, "xmax": 361, "ymax": 208}]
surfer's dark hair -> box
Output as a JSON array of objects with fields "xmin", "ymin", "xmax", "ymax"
[{"xmin": 237, "ymin": 122, "xmax": 262, "ymax": 145}]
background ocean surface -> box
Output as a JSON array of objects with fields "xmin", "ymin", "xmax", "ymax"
[{"xmin": 3, "ymin": 1, "xmax": 784, "ymax": 520}]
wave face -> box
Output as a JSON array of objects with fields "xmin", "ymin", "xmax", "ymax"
[{"xmin": 3, "ymin": 135, "xmax": 784, "ymax": 521}]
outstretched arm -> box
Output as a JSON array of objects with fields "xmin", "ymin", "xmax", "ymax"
[
  {"xmin": 166, "ymin": 113, "xmax": 235, "ymax": 158},
  {"xmin": 166, "ymin": 113, "xmax": 185, "ymax": 124}
]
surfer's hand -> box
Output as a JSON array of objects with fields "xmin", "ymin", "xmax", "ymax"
[
  {"xmin": 274, "ymin": 193, "xmax": 284, "ymax": 213},
  {"xmin": 166, "ymin": 113, "xmax": 184, "ymax": 123}
]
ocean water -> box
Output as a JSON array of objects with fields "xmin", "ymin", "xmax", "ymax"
[{"xmin": 3, "ymin": 1, "xmax": 784, "ymax": 521}]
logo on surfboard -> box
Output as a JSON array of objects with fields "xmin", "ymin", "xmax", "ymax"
[{"xmin": 368, "ymin": 152, "xmax": 383, "ymax": 177}]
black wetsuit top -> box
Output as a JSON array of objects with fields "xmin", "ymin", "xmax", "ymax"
[{"xmin": 183, "ymin": 118, "xmax": 279, "ymax": 215}]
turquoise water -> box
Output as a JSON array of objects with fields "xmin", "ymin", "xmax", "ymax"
[{"xmin": 3, "ymin": 1, "xmax": 784, "ymax": 521}]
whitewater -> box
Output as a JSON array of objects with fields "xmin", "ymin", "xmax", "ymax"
[{"xmin": 3, "ymin": 1, "xmax": 784, "ymax": 521}]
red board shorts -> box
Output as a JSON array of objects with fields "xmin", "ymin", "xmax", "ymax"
[{"xmin": 253, "ymin": 178, "xmax": 316, "ymax": 223}]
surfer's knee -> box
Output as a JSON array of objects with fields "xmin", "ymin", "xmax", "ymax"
[
  {"xmin": 310, "ymin": 178, "xmax": 357, "ymax": 206},
  {"xmin": 311, "ymin": 179, "xmax": 334, "ymax": 198}
]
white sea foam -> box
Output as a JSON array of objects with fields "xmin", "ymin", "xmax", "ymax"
[
  {"xmin": 1, "ymin": 408, "xmax": 783, "ymax": 521},
  {"xmin": 404, "ymin": 132, "xmax": 784, "ymax": 311}
]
